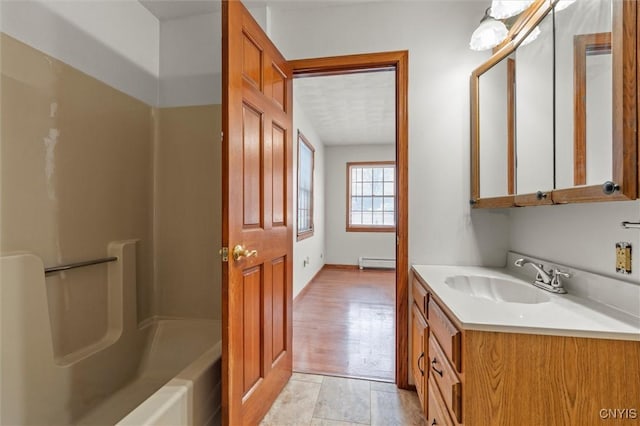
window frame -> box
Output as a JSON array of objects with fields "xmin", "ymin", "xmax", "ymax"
[
  {"xmin": 346, "ymin": 161, "xmax": 396, "ymax": 233},
  {"xmin": 296, "ymin": 131, "xmax": 315, "ymax": 241}
]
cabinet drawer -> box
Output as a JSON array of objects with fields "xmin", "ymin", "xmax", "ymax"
[
  {"xmin": 429, "ymin": 335, "xmax": 462, "ymax": 424},
  {"xmin": 427, "ymin": 298, "xmax": 461, "ymax": 371},
  {"xmin": 412, "ymin": 278, "xmax": 428, "ymax": 318},
  {"xmin": 428, "ymin": 375, "xmax": 455, "ymax": 426}
]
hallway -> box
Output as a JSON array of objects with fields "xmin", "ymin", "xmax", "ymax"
[{"xmin": 293, "ymin": 268, "xmax": 395, "ymax": 382}]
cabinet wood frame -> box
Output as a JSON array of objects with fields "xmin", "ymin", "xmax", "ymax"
[
  {"xmin": 470, "ymin": 0, "xmax": 551, "ymax": 208},
  {"xmin": 471, "ymin": 0, "xmax": 638, "ymax": 208}
]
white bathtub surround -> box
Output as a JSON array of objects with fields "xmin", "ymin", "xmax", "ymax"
[
  {"xmin": 412, "ymin": 252, "xmax": 640, "ymax": 341},
  {"xmin": 1, "ymin": 241, "xmax": 141, "ymax": 424},
  {"xmin": 0, "ymin": 242, "xmax": 221, "ymax": 425}
]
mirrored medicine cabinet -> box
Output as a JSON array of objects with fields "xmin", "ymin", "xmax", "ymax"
[{"xmin": 471, "ymin": 0, "xmax": 638, "ymax": 208}]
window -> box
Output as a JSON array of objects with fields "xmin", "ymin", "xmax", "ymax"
[
  {"xmin": 347, "ymin": 161, "xmax": 396, "ymax": 232},
  {"xmin": 297, "ymin": 131, "xmax": 315, "ymax": 240}
]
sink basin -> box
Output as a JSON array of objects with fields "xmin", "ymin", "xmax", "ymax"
[{"xmin": 444, "ymin": 275, "xmax": 551, "ymax": 304}]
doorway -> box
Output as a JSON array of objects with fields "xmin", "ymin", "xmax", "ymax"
[
  {"xmin": 290, "ymin": 52, "xmax": 409, "ymax": 388},
  {"xmin": 292, "ymin": 69, "xmax": 398, "ymax": 382}
]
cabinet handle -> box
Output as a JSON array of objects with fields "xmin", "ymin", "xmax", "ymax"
[
  {"xmin": 418, "ymin": 352, "xmax": 425, "ymax": 376},
  {"xmin": 431, "ymin": 358, "xmax": 443, "ymax": 377},
  {"xmin": 431, "ymin": 419, "xmax": 437, "ymax": 425}
]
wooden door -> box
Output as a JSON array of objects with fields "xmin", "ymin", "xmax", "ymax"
[{"xmin": 222, "ymin": 1, "xmax": 293, "ymax": 424}]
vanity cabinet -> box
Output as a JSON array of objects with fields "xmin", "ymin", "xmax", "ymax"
[
  {"xmin": 412, "ymin": 277, "xmax": 462, "ymax": 425},
  {"xmin": 410, "ymin": 268, "xmax": 640, "ymax": 425}
]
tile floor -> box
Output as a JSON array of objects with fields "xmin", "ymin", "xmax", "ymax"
[{"xmin": 260, "ymin": 373, "xmax": 425, "ymax": 426}]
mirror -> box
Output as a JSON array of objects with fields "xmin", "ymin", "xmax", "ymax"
[
  {"xmin": 470, "ymin": 0, "xmax": 636, "ymax": 207},
  {"xmin": 478, "ymin": 54, "xmax": 514, "ymax": 199},
  {"xmin": 554, "ymin": 0, "xmax": 613, "ymax": 190},
  {"xmin": 515, "ymin": 10, "xmax": 555, "ymax": 196}
]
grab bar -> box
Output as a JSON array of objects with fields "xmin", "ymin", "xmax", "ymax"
[
  {"xmin": 622, "ymin": 221, "xmax": 640, "ymax": 230},
  {"xmin": 44, "ymin": 256, "xmax": 117, "ymax": 274}
]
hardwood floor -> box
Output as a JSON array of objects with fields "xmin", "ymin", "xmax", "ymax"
[{"xmin": 293, "ymin": 267, "xmax": 396, "ymax": 382}]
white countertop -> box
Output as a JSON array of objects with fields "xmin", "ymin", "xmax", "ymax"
[{"xmin": 412, "ymin": 265, "xmax": 640, "ymax": 341}]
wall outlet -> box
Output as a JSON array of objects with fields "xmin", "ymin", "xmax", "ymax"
[{"xmin": 616, "ymin": 242, "xmax": 632, "ymax": 274}]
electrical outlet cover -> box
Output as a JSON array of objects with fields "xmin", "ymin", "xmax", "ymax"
[{"xmin": 615, "ymin": 242, "xmax": 632, "ymax": 274}]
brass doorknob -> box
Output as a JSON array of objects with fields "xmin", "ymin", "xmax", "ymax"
[{"xmin": 233, "ymin": 244, "xmax": 258, "ymax": 261}]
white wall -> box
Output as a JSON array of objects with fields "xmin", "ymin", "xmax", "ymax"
[
  {"xmin": 509, "ymin": 201, "xmax": 640, "ymax": 282},
  {"xmin": 293, "ymin": 97, "xmax": 325, "ymax": 298},
  {"xmin": 158, "ymin": 4, "xmax": 268, "ymax": 107},
  {"xmin": 269, "ymin": 1, "xmax": 511, "ymax": 268},
  {"xmin": 324, "ymin": 144, "xmax": 396, "ymax": 266},
  {"xmin": 0, "ymin": 0, "xmax": 159, "ymax": 105},
  {"xmin": 159, "ymin": 12, "xmax": 221, "ymax": 107}
]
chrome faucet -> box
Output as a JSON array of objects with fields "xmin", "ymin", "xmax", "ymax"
[{"xmin": 515, "ymin": 258, "xmax": 569, "ymax": 294}]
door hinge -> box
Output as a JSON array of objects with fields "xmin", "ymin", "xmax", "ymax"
[{"xmin": 219, "ymin": 247, "xmax": 229, "ymax": 262}]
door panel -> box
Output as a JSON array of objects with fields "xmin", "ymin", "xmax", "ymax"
[
  {"xmin": 270, "ymin": 65, "xmax": 286, "ymax": 109},
  {"xmin": 242, "ymin": 34, "xmax": 262, "ymax": 89},
  {"xmin": 271, "ymin": 257, "xmax": 286, "ymax": 361},
  {"xmin": 242, "ymin": 266, "xmax": 263, "ymax": 395},
  {"xmin": 271, "ymin": 125, "xmax": 286, "ymax": 226},
  {"xmin": 223, "ymin": 1, "xmax": 294, "ymax": 424},
  {"xmin": 242, "ymin": 103, "xmax": 263, "ymax": 228}
]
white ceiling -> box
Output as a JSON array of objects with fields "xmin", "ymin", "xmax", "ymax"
[{"xmin": 294, "ymin": 71, "xmax": 395, "ymax": 146}]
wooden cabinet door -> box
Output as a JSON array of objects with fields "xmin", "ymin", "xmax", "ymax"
[
  {"xmin": 222, "ymin": 1, "xmax": 293, "ymax": 424},
  {"xmin": 411, "ymin": 303, "xmax": 428, "ymax": 411}
]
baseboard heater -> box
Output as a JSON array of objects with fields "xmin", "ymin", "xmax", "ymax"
[{"xmin": 358, "ymin": 256, "xmax": 396, "ymax": 270}]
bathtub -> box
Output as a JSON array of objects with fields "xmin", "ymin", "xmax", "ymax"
[
  {"xmin": 0, "ymin": 242, "xmax": 221, "ymax": 425},
  {"xmin": 78, "ymin": 318, "xmax": 222, "ymax": 426}
]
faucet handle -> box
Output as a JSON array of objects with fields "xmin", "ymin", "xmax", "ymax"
[{"xmin": 551, "ymin": 269, "xmax": 570, "ymax": 287}]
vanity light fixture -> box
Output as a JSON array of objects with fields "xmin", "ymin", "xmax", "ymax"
[
  {"xmin": 469, "ymin": 8, "xmax": 509, "ymax": 51},
  {"xmin": 519, "ymin": 25, "xmax": 541, "ymax": 46},
  {"xmin": 489, "ymin": 0, "xmax": 535, "ymax": 19}
]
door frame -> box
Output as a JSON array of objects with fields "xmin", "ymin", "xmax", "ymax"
[{"xmin": 289, "ymin": 51, "xmax": 410, "ymax": 389}]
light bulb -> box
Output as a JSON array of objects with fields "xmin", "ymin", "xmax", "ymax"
[{"xmin": 470, "ymin": 18, "xmax": 509, "ymax": 51}]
